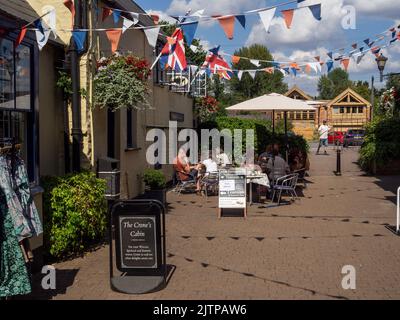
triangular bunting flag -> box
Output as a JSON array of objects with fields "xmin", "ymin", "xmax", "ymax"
[
  {"xmin": 217, "ymin": 16, "xmax": 235, "ymax": 40},
  {"xmin": 308, "ymin": 4, "xmax": 322, "ymax": 21},
  {"xmin": 63, "ymin": 0, "xmax": 75, "ymax": 28},
  {"xmin": 258, "ymin": 8, "xmax": 276, "ymax": 33},
  {"xmin": 341, "ymin": 58, "xmax": 350, "ymax": 71},
  {"xmin": 72, "ymin": 30, "xmax": 87, "ymax": 52},
  {"xmin": 112, "ymin": 9, "xmax": 121, "ymax": 24},
  {"xmin": 231, "ymin": 56, "xmax": 240, "ymax": 64},
  {"xmin": 106, "ymin": 29, "xmax": 122, "ymax": 53},
  {"xmin": 235, "ymin": 15, "xmax": 246, "ymax": 29},
  {"xmin": 291, "ymin": 67, "xmax": 297, "ymax": 77},
  {"xmin": 248, "ymin": 70, "xmax": 257, "ymax": 79},
  {"xmin": 34, "ymin": 19, "xmax": 45, "ymax": 37},
  {"xmin": 34, "ymin": 20, "xmax": 51, "ymax": 51},
  {"xmin": 250, "ymin": 59, "xmax": 260, "ymax": 67},
  {"xmin": 42, "ymin": 8, "xmax": 57, "ymax": 39},
  {"xmin": 130, "ymin": 12, "xmax": 139, "ymax": 23},
  {"xmin": 181, "ymin": 21, "xmax": 198, "ymax": 46},
  {"xmin": 314, "ymin": 56, "xmax": 320, "ymax": 62},
  {"xmin": 237, "ymin": 70, "xmax": 244, "ymax": 80},
  {"xmin": 102, "ymin": 7, "xmax": 112, "ymax": 22},
  {"xmin": 151, "ymin": 14, "xmax": 160, "ymax": 25},
  {"xmin": 281, "ymin": 9, "xmax": 294, "ymax": 29},
  {"xmin": 326, "ymin": 60, "xmax": 334, "ymax": 72},
  {"xmin": 356, "ymin": 54, "xmax": 365, "ymax": 65},
  {"xmin": 264, "ymin": 67, "xmax": 274, "ymax": 74},
  {"xmin": 327, "ymin": 52, "xmax": 333, "ymax": 59},
  {"xmin": 122, "ymin": 17, "xmax": 135, "ymax": 33},
  {"xmin": 363, "ymin": 38, "xmax": 370, "ymax": 46},
  {"xmin": 15, "ymin": 27, "xmax": 27, "ymax": 48},
  {"xmin": 144, "ymin": 26, "xmax": 160, "ymax": 47},
  {"xmin": 190, "ymin": 45, "xmax": 198, "ymax": 53},
  {"xmin": 305, "ymin": 64, "xmax": 311, "ymax": 74}
]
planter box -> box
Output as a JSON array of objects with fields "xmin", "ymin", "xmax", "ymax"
[
  {"xmin": 376, "ymin": 159, "xmax": 400, "ymax": 175},
  {"xmin": 142, "ymin": 189, "xmax": 167, "ymax": 206}
]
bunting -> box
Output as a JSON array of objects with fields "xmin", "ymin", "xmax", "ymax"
[
  {"xmin": 106, "ymin": 29, "xmax": 122, "ymax": 53},
  {"xmin": 217, "ymin": 16, "xmax": 236, "ymax": 40},
  {"xmin": 180, "ymin": 21, "xmax": 198, "ymax": 46},
  {"xmin": 144, "ymin": 26, "xmax": 160, "ymax": 48},
  {"xmin": 63, "ymin": 0, "xmax": 75, "ymax": 28},
  {"xmin": 341, "ymin": 58, "xmax": 350, "ymax": 71},
  {"xmin": 122, "ymin": 17, "xmax": 136, "ymax": 34},
  {"xmin": 72, "ymin": 30, "xmax": 87, "ymax": 52},
  {"xmin": 282, "ymin": 9, "xmax": 295, "ymax": 29},
  {"xmin": 258, "ymin": 8, "xmax": 276, "ymax": 34},
  {"xmin": 102, "ymin": 7, "xmax": 112, "ymax": 22},
  {"xmin": 15, "ymin": 27, "xmax": 27, "ymax": 48},
  {"xmin": 160, "ymin": 28, "xmax": 187, "ymax": 72}
]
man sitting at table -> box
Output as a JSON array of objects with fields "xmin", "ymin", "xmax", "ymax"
[
  {"xmin": 202, "ymin": 151, "xmax": 218, "ymax": 174},
  {"xmin": 173, "ymin": 148, "xmax": 202, "ymax": 193},
  {"xmin": 266, "ymin": 149, "xmax": 290, "ymax": 183}
]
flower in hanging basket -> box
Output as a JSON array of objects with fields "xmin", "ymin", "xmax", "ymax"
[
  {"xmin": 93, "ymin": 53, "xmax": 151, "ymax": 111},
  {"xmin": 196, "ymin": 96, "xmax": 220, "ymax": 123}
]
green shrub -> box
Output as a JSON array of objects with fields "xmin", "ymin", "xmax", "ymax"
[
  {"xmin": 200, "ymin": 116, "xmax": 308, "ymax": 156},
  {"xmin": 143, "ymin": 169, "xmax": 166, "ymax": 190},
  {"xmin": 41, "ymin": 172, "xmax": 107, "ymax": 259},
  {"xmin": 359, "ymin": 116, "xmax": 400, "ymax": 171}
]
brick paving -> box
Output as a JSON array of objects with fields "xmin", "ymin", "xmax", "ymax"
[{"xmin": 27, "ymin": 146, "xmax": 400, "ymax": 299}]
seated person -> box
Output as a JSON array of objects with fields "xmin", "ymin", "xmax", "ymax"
[
  {"xmin": 202, "ymin": 151, "xmax": 218, "ymax": 174},
  {"xmin": 216, "ymin": 147, "xmax": 231, "ymax": 168},
  {"xmin": 173, "ymin": 148, "xmax": 202, "ymax": 192},
  {"xmin": 266, "ymin": 149, "xmax": 290, "ymax": 183}
]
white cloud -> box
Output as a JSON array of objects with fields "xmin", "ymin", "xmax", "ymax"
[
  {"xmin": 147, "ymin": 9, "xmax": 177, "ymax": 24},
  {"xmin": 345, "ymin": 0, "xmax": 400, "ymax": 20}
]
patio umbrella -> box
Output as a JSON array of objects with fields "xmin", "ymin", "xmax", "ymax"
[{"xmin": 227, "ymin": 93, "xmax": 316, "ymax": 161}]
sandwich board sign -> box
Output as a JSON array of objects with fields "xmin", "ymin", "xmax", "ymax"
[
  {"xmin": 110, "ymin": 200, "xmax": 167, "ymax": 294},
  {"xmin": 218, "ymin": 169, "xmax": 247, "ymax": 218}
]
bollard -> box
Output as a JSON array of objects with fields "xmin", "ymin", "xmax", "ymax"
[{"xmin": 336, "ymin": 148, "xmax": 342, "ymax": 176}]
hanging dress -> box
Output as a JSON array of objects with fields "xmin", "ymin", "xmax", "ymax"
[{"xmin": 0, "ymin": 156, "xmax": 31, "ymax": 297}]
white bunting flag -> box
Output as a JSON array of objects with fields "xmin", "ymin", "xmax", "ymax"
[
  {"xmin": 190, "ymin": 65, "xmax": 199, "ymax": 74},
  {"xmin": 356, "ymin": 54, "xmax": 365, "ymax": 65},
  {"xmin": 278, "ymin": 68, "xmax": 287, "ymax": 77},
  {"xmin": 237, "ymin": 70, "xmax": 244, "ymax": 80},
  {"xmin": 258, "ymin": 8, "xmax": 276, "ymax": 33},
  {"xmin": 250, "ymin": 59, "xmax": 260, "ymax": 67},
  {"xmin": 144, "ymin": 26, "xmax": 161, "ymax": 48},
  {"xmin": 35, "ymin": 27, "xmax": 51, "ymax": 51},
  {"xmin": 309, "ymin": 62, "xmax": 321, "ymax": 74},
  {"xmin": 122, "ymin": 17, "xmax": 136, "ymax": 33},
  {"xmin": 130, "ymin": 12, "xmax": 139, "ymax": 23},
  {"xmin": 191, "ymin": 9, "xmax": 205, "ymax": 18},
  {"xmin": 41, "ymin": 7, "xmax": 57, "ymax": 39},
  {"xmin": 248, "ymin": 70, "xmax": 257, "ymax": 79},
  {"xmin": 190, "ymin": 45, "xmax": 198, "ymax": 53}
]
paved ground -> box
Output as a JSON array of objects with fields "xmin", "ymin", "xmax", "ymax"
[{"xmin": 27, "ymin": 146, "xmax": 400, "ymax": 300}]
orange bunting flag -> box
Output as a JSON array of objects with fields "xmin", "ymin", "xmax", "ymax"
[
  {"xmin": 264, "ymin": 67, "xmax": 274, "ymax": 74},
  {"xmin": 281, "ymin": 9, "xmax": 294, "ymax": 29},
  {"xmin": 341, "ymin": 58, "xmax": 350, "ymax": 71},
  {"xmin": 14, "ymin": 27, "xmax": 27, "ymax": 48},
  {"xmin": 106, "ymin": 29, "xmax": 122, "ymax": 53},
  {"xmin": 217, "ymin": 16, "xmax": 236, "ymax": 40},
  {"xmin": 102, "ymin": 7, "xmax": 112, "ymax": 22},
  {"xmin": 151, "ymin": 14, "xmax": 160, "ymax": 25},
  {"xmin": 231, "ymin": 56, "xmax": 241, "ymax": 64},
  {"xmin": 63, "ymin": 0, "xmax": 75, "ymax": 27},
  {"xmin": 290, "ymin": 62, "xmax": 299, "ymax": 70}
]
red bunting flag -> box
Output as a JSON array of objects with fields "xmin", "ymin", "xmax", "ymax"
[
  {"xmin": 106, "ymin": 29, "xmax": 122, "ymax": 53},
  {"xmin": 151, "ymin": 14, "xmax": 160, "ymax": 25},
  {"xmin": 264, "ymin": 67, "xmax": 274, "ymax": 74},
  {"xmin": 397, "ymin": 32, "xmax": 400, "ymax": 40},
  {"xmin": 217, "ymin": 16, "xmax": 236, "ymax": 40},
  {"xmin": 231, "ymin": 56, "xmax": 241, "ymax": 64},
  {"xmin": 281, "ymin": 9, "xmax": 294, "ymax": 29},
  {"xmin": 102, "ymin": 7, "xmax": 112, "ymax": 21},
  {"xmin": 63, "ymin": 0, "xmax": 75, "ymax": 28},
  {"xmin": 341, "ymin": 58, "xmax": 350, "ymax": 71},
  {"xmin": 14, "ymin": 27, "xmax": 27, "ymax": 48}
]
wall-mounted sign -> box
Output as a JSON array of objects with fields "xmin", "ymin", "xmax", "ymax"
[{"xmin": 170, "ymin": 112, "xmax": 185, "ymax": 122}]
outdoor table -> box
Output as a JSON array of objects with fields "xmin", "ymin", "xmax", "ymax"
[{"xmin": 246, "ymin": 173, "xmax": 270, "ymax": 206}]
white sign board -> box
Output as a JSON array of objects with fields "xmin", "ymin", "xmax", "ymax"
[{"xmin": 218, "ymin": 170, "xmax": 247, "ymax": 209}]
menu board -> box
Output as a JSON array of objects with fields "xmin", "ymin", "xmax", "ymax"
[
  {"xmin": 219, "ymin": 170, "xmax": 247, "ymax": 209},
  {"xmin": 118, "ymin": 216, "xmax": 158, "ymax": 269}
]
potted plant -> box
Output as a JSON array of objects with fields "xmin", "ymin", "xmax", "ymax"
[
  {"xmin": 93, "ymin": 53, "xmax": 150, "ymax": 111},
  {"xmin": 142, "ymin": 169, "xmax": 167, "ymax": 205}
]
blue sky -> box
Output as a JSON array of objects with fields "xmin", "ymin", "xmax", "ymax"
[{"xmin": 134, "ymin": 0, "xmax": 400, "ymax": 96}]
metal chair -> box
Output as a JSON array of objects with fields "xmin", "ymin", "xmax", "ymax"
[
  {"xmin": 201, "ymin": 172, "xmax": 219, "ymax": 198},
  {"xmin": 172, "ymin": 171, "xmax": 197, "ymax": 195},
  {"xmin": 271, "ymin": 173, "xmax": 299, "ymax": 205}
]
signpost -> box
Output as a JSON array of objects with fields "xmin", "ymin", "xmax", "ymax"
[
  {"xmin": 110, "ymin": 200, "xmax": 167, "ymax": 294},
  {"xmin": 218, "ymin": 169, "xmax": 247, "ymax": 219}
]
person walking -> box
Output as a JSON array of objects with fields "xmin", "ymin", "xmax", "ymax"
[{"xmin": 316, "ymin": 120, "xmax": 331, "ymax": 155}]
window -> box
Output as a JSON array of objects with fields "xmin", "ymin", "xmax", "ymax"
[
  {"xmin": 126, "ymin": 108, "xmax": 137, "ymax": 149},
  {"xmin": 309, "ymin": 111, "xmax": 315, "ymax": 120},
  {"xmin": 346, "ymin": 107, "xmax": 351, "ymax": 114},
  {"xmin": 352, "ymin": 107, "xmax": 358, "ymax": 114},
  {"xmin": 296, "ymin": 112, "xmax": 302, "ymax": 120},
  {"xmin": 333, "ymin": 107, "xmax": 340, "ymax": 114},
  {"xmin": 358, "ymin": 107, "xmax": 364, "ymax": 114},
  {"xmin": 340, "ymin": 107, "xmax": 345, "ymax": 114},
  {"xmin": 0, "ymin": 36, "xmax": 35, "ymax": 182},
  {"xmin": 153, "ymin": 43, "xmax": 167, "ymax": 86}
]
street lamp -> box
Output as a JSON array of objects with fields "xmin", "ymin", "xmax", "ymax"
[{"xmin": 376, "ymin": 54, "xmax": 388, "ymax": 82}]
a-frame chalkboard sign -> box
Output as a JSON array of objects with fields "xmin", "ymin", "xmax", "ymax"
[{"xmin": 109, "ymin": 200, "xmax": 167, "ymax": 294}]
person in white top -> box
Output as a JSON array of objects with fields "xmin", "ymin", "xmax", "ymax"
[
  {"xmin": 316, "ymin": 120, "xmax": 332, "ymax": 155},
  {"xmin": 216, "ymin": 147, "xmax": 231, "ymax": 168},
  {"xmin": 202, "ymin": 151, "xmax": 218, "ymax": 173}
]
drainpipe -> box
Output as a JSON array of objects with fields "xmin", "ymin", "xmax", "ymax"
[{"xmin": 69, "ymin": 0, "xmax": 89, "ymax": 172}]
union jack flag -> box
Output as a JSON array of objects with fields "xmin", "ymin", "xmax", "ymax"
[
  {"xmin": 160, "ymin": 28, "xmax": 187, "ymax": 72},
  {"xmin": 202, "ymin": 47, "xmax": 233, "ymax": 80}
]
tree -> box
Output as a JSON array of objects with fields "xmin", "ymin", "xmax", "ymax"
[
  {"xmin": 230, "ymin": 44, "xmax": 288, "ymax": 101},
  {"xmin": 317, "ymin": 68, "xmax": 352, "ymax": 99},
  {"xmin": 352, "ymin": 80, "xmax": 371, "ymax": 101}
]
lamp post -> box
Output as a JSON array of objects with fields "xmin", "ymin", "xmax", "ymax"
[{"xmin": 376, "ymin": 54, "xmax": 388, "ymax": 82}]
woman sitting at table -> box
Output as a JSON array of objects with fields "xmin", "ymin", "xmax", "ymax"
[{"xmin": 173, "ymin": 148, "xmax": 202, "ymax": 193}]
